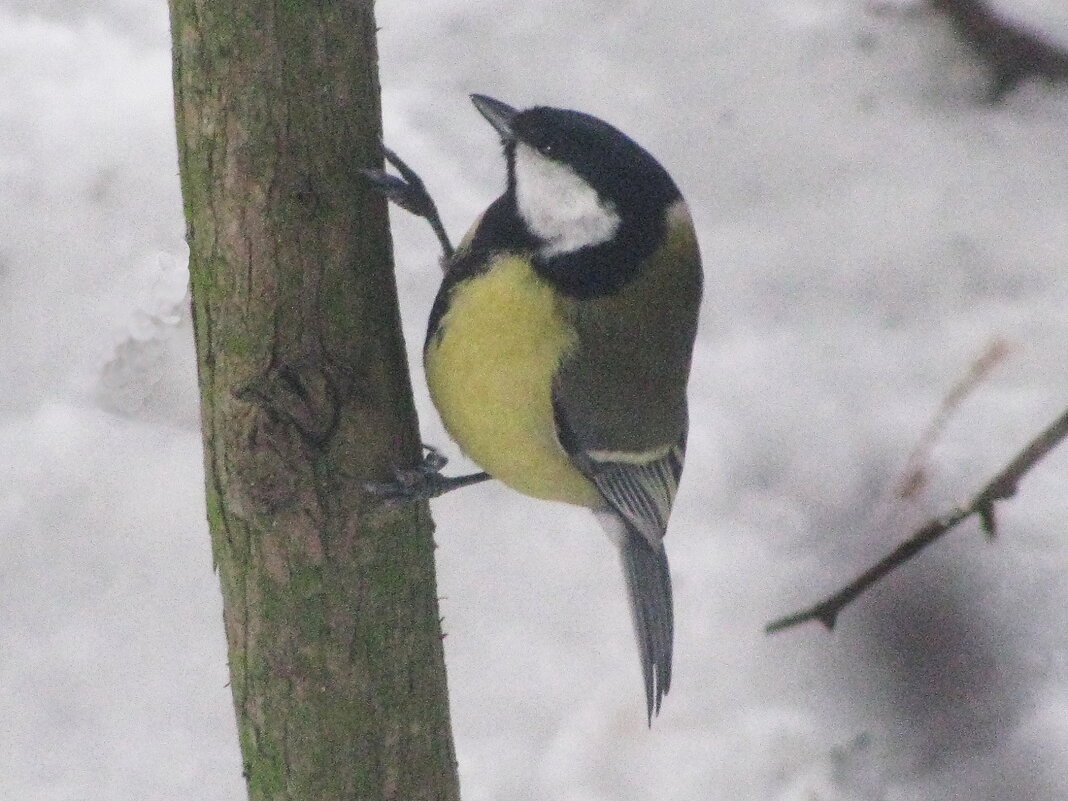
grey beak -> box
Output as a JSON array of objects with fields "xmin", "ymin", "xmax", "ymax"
[{"xmin": 471, "ymin": 94, "xmax": 518, "ymax": 142}]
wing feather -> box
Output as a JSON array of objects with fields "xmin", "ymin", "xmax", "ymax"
[{"xmin": 586, "ymin": 439, "xmax": 685, "ymax": 546}]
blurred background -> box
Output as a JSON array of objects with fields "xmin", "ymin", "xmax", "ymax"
[{"xmin": 2, "ymin": 0, "xmax": 1067, "ymax": 798}]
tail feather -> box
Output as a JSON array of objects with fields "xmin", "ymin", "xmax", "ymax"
[{"xmin": 619, "ymin": 520, "xmax": 674, "ymax": 723}]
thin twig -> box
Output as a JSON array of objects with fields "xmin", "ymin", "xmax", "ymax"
[
  {"xmin": 896, "ymin": 338, "xmax": 1010, "ymax": 500},
  {"xmin": 766, "ymin": 406, "xmax": 1068, "ymax": 634}
]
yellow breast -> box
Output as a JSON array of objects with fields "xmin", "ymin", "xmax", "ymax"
[{"xmin": 424, "ymin": 255, "xmax": 602, "ymax": 508}]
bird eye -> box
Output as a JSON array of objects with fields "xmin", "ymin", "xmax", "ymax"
[{"xmin": 538, "ymin": 137, "xmax": 558, "ymax": 156}]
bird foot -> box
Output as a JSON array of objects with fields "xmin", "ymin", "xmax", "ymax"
[
  {"xmin": 361, "ymin": 145, "xmax": 454, "ymax": 259},
  {"xmin": 364, "ymin": 444, "xmax": 490, "ymax": 506}
]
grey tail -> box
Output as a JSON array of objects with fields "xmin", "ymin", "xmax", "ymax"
[{"xmin": 620, "ymin": 521, "xmax": 674, "ymax": 724}]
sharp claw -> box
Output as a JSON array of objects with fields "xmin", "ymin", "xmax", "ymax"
[
  {"xmin": 359, "ymin": 167, "xmax": 402, "ymax": 191},
  {"xmin": 359, "ymin": 168, "xmax": 433, "ymax": 217},
  {"xmin": 363, "ymin": 446, "xmax": 453, "ymax": 505},
  {"xmin": 363, "ymin": 478, "xmax": 405, "ymax": 498},
  {"xmin": 421, "ymin": 443, "xmax": 449, "ymax": 472},
  {"xmin": 382, "ymin": 145, "xmax": 426, "ymax": 189}
]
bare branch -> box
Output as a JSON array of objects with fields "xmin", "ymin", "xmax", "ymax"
[
  {"xmin": 931, "ymin": 0, "xmax": 1068, "ymax": 100},
  {"xmin": 766, "ymin": 406, "xmax": 1068, "ymax": 634}
]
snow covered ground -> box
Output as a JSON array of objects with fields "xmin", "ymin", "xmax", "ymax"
[{"xmin": 2, "ymin": 1, "xmax": 1067, "ymax": 799}]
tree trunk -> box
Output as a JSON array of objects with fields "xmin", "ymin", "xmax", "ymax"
[{"xmin": 167, "ymin": 2, "xmax": 461, "ymax": 799}]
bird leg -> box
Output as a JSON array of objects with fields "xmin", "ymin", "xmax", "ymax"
[
  {"xmin": 364, "ymin": 444, "xmax": 492, "ymax": 505},
  {"xmin": 361, "ymin": 145, "xmax": 454, "ymax": 260},
  {"xmin": 362, "ymin": 151, "xmax": 487, "ymax": 503}
]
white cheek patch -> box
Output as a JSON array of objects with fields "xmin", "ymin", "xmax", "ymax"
[{"xmin": 514, "ymin": 142, "xmax": 621, "ymax": 257}]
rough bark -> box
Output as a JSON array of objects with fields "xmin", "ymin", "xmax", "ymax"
[{"xmin": 167, "ymin": 1, "xmax": 461, "ymax": 799}]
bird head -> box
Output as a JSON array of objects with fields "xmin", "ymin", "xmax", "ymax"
[{"xmin": 470, "ymin": 94, "xmax": 680, "ymax": 262}]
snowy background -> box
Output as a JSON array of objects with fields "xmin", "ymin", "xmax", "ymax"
[{"xmin": 3, "ymin": 0, "xmax": 1068, "ymax": 799}]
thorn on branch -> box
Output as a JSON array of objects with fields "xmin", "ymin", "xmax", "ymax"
[{"xmin": 977, "ymin": 501, "xmax": 997, "ymax": 539}]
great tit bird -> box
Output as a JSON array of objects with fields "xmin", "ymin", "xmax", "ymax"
[{"xmin": 368, "ymin": 95, "xmax": 702, "ymax": 721}]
